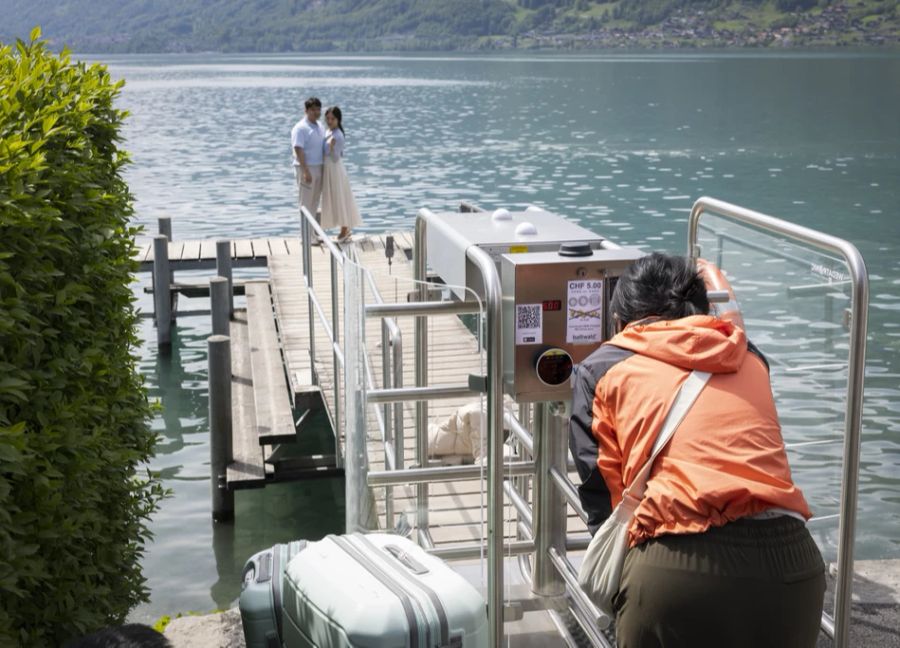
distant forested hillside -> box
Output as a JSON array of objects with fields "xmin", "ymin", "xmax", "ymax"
[{"xmin": 1, "ymin": 0, "xmax": 897, "ymax": 51}]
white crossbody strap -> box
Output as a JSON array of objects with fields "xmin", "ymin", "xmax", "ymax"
[{"xmin": 625, "ymin": 370, "xmax": 712, "ymax": 499}]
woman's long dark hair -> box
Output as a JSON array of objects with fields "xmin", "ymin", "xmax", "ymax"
[
  {"xmin": 610, "ymin": 252, "xmax": 709, "ymax": 328},
  {"xmin": 326, "ymin": 106, "xmax": 344, "ymax": 134}
]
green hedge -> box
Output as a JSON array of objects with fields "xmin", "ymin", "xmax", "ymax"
[{"xmin": 0, "ymin": 30, "xmax": 164, "ymax": 646}]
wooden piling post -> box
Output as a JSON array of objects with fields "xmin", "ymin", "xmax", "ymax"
[
  {"xmin": 208, "ymin": 334, "xmax": 234, "ymax": 521},
  {"xmin": 158, "ymin": 216, "xmax": 172, "ymax": 241},
  {"xmin": 215, "ymin": 240, "xmax": 233, "ymax": 315},
  {"xmin": 210, "ymin": 276, "xmax": 230, "ymax": 337},
  {"xmin": 152, "ymin": 235, "xmax": 172, "ymax": 347}
]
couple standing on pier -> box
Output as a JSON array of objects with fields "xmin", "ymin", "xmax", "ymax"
[{"xmin": 291, "ymin": 96, "xmax": 362, "ymax": 244}]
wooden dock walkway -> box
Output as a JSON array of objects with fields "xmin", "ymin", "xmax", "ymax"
[
  {"xmin": 139, "ymin": 223, "xmax": 585, "ymax": 552},
  {"xmin": 135, "ymin": 236, "xmax": 298, "ymax": 271}
]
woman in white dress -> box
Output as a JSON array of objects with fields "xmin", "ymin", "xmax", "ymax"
[{"xmin": 321, "ymin": 106, "xmax": 362, "ymax": 242}]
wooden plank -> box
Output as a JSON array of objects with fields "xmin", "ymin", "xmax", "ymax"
[
  {"xmin": 285, "ymin": 237, "xmax": 301, "ymax": 255},
  {"xmin": 199, "ymin": 240, "xmax": 217, "ymax": 260},
  {"xmin": 137, "ymin": 244, "xmax": 152, "ymax": 263},
  {"xmin": 168, "ymin": 241, "xmax": 184, "ymax": 262},
  {"xmin": 268, "ymin": 237, "xmax": 289, "ymax": 257},
  {"xmin": 234, "ymin": 239, "xmax": 254, "ymax": 259},
  {"xmin": 251, "ymin": 238, "xmax": 270, "ymax": 259},
  {"xmin": 226, "ymin": 309, "xmax": 267, "ymax": 489},
  {"xmin": 245, "ymin": 281, "xmax": 296, "ymax": 446},
  {"xmin": 181, "ymin": 240, "xmax": 201, "ymax": 262}
]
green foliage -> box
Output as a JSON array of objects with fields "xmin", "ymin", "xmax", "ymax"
[
  {"xmin": 0, "ymin": 30, "xmax": 163, "ymax": 646},
  {"xmin": 0, "ymin": 0, "xmax": 897, "ymax": 51}
]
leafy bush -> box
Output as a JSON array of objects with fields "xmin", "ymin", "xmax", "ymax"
[{"xmin": 0, "ymin": 30, "xmax": 164, "ymax": 646}]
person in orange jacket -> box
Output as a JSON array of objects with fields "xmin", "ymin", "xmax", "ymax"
[{"xmin": 570, "ymin": 252, "xmax": 825, "ymax": 648}]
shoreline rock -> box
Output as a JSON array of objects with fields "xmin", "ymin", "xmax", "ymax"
[{"xmin": 164, "ymin": 607, "xmax": 245, "ymax": 648}]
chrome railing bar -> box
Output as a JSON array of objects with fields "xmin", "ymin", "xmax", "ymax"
[
  {"xmin": 367, "ymin": 384, "xmax": 476, "ymax": 404},
  {"xmin": 697, "ymin": 219, "xmax": 845, "ymax": 270},
  {"xmin": 503, "ymin": 479, "xmax": 534, "ymax": 532},
  {"xmin": 365, "ymin": 301, "xmax": 481, "ymax": 317},
  {"xmin": 360, "ymin": 258, "xmax": 404, "ymax": 525},
  {"xmin": 550, "ymin": 467, "xmax": 589, "ymax": 525},
  {"xmin": 418, "ymin": 528, "xmax": 436, "ymax": 550},
  {"xmin": 548, "ymin": 547, "xmax": 610, "ymax": 632},
  {"xmin": 429, "ymin": 539, "xmax": 535, "ymax": 561},
  {"xmin": 466, "ymin": 243, "xmax": 505, "ymax": 648},
  {"xmin": 414, "ymin": 212, "xmax": 431, "ymax": 560},
  {"xmin": 330, "ymin": 252, "xmax": 342, "ymax": 467},
  {"xmin": 367, "ymin": 460, "xmax": 535, "ymax": 487},
  {"xmin": 689, "ymin": 196, "xmax": 868, "ymax": 648},
  {"xmin": 505, "ymin": 411, "xmax": 535, "ymax": 457}
]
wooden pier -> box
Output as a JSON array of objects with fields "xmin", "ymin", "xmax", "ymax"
[{"xmin": 137, "ymin": 224, "xmax": 585, "ymax": 549}]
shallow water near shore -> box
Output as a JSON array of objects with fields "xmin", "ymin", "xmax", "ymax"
[{"xmin": 102, "ymin": 51, "xmax": 900, "ymax": 623}]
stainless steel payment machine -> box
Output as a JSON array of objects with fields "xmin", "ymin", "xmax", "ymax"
[
  {"xmin": 501, "ymin": 247, "xmax": 645, "ymax": 402},
  {"xmin": 425, "ymin": 208, "xmax": 607, "ymax": 301}
]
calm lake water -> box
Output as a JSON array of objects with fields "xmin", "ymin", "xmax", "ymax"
[{"xmin": 100, "ymin": 51, "xmax": 900, "ymax": 623}]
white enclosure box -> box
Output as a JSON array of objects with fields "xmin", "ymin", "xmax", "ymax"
[
  {"xmin": 501, "ymin": 248, "xmax": 645, "ymax": 402},
  {"xmin": 425, "ymin": 210, "xmax": 606, "ymax": 300}
]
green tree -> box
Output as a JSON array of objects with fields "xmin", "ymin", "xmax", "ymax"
[{"xmin": 0, "ymin": 29, "xmax": 164, "ymax": 646}]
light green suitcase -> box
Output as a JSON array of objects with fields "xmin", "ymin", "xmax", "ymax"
[
  {"xmin": 239, "ymin": 540, "xmax": 308, "ymax": 648},
  {"xmin": 281, "ymin": 533, "xmax": 489, "ymax": 648}
]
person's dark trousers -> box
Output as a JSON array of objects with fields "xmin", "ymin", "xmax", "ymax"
[{"xmin": 614, "ymin": 517, "xmax": 826, "ymax": 648}]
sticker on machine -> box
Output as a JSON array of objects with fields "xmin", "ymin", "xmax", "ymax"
[
  {"xmin": 515, "ymin": 303, "xmax": 543, "ymax": 345},
  {"xmin": 566, "ymin": 279, "xmax": 603, "ymax": 344}
]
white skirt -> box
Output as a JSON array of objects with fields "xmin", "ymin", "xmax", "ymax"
[{"xmin": 321, "ymin": 157, "xmax": 362, "ymax": 230}]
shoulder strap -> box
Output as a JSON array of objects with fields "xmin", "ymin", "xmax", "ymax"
[{"xmin": 625, "ymin": 370, "xmax": 712, "ymax": 498}]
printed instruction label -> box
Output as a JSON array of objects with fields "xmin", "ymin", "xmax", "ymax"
[
  {"xmin": 515, "ymin": 303, "xmax": 543, "ymax": 345},
  {"xmin": 566, "ymin": 279, "xmax": 603, "ymax": 344}
]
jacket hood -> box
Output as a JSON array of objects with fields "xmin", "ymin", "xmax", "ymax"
[{"xmin": 608, "ymin": 315, "xmax": 747, "ymax": 374}]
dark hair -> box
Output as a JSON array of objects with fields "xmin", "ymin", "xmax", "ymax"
[
  {"xmin": 304, "ymin": 96, "xmax": 322, "ymax": 110},
  {"xmin": 610, "ymin": 252, "xmax": 709, "ymax": 328},
  {"xmin": 326, "ymin": 106, "xmax": 344, "ymax": 134},
  {"xmin": 63, "ymin": 624, "xmax": 172, "ymax": 648}
]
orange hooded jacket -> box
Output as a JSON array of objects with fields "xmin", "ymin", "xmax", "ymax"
[{"xmin": 568, "ymin": 315, "xmax": 811, "ymax": 547}]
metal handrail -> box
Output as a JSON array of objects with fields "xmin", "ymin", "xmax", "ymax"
[{"xmin": 688, "ymin": 197, "xmax": 869, "ymax": 648}]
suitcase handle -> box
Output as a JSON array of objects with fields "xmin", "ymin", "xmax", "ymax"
[{"xmin": 384, "ymin": 544, "xmax": 430, "ymax": 575}]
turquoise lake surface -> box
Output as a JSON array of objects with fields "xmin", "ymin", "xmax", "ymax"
[{"xmin": 99, "ymin": 51, "xmax": 900, "ymax": 622}]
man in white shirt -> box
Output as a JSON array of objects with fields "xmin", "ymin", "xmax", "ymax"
[{"xmin": 291, "ymin": 97, "xmax": 325, "ymax": 244}]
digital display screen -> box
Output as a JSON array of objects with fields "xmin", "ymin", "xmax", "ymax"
[{"xmin": 542, "ymin": 300, "xmax": 562, "ymax": 312}]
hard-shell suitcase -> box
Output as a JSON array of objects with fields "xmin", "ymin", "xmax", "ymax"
[
  {"xmin": 281, "ymin": 532, "xmax": 489, "ymax": 647},
  {"xmin": 240, "ymin": 540, "xmax": 308, "ymax": 648}
]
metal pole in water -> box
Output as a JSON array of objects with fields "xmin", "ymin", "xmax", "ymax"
[
  {"xmin": 152, "ymin": 235, "xmax": 172, "ymax": 347},
  {"xmin": 215, "ymin": 240, "xmax": 233, "ymax": 316},
  {"xmin": 532, "ymin": 402, "xmax": 566, "ymax": 596},
  {"xmin": 208, "ymin": 334, "xmax": 234, "ymax": 521},
  {"xmin": 210, "ymin": 276, "xmax": 230, "ymax": 337}
]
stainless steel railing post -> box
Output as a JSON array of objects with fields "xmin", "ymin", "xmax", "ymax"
[
  {"xmin": 330, "ymin": 253, "xmax": 342, "ymax": 467},
  {"xmin": 532, "ymin": 402, "xmax": 567, "ymax": 596},
  {"xmin": 301, "ymin": 207, "xmax": 317, "ymax": 386},
  {"xmin": 414, "ymin": 213, "xmax": 430, "ymax": 542},
  {"xmin": 688, "ymin": 196, "xmax": 869, "ymax": 648},
  {"xmin": 466, "ymin": 245, "xmax": 505, "ymax": 648},
  {"xmin": 392, "ymin": 334, "xmax": 404, "ymax": 471}
]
